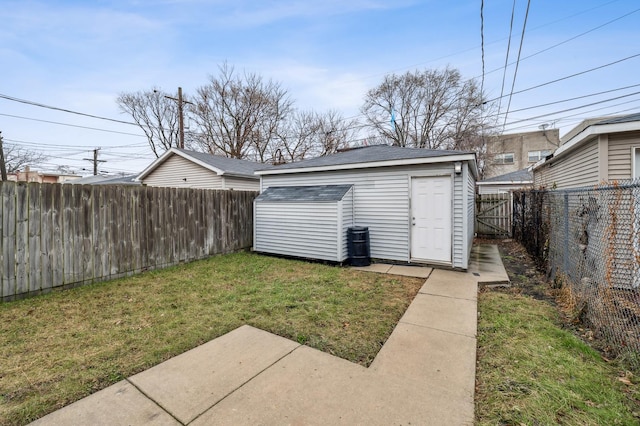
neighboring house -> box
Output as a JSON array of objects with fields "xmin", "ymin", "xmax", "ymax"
[
  {"xmin": 533, "ymin": 113, "xmax": 640, "ymax": 189},
  {"xmin": 254, "ymin": 145, "xmax": 478, "ymax": 270},
  {"xmin": 7, "ymin": 166, "xmax": 81, "ymax": 183},
  {"xmin": 69, "ymin": 174, "xmax": 141, "ymax": 186},
  {"xmin": 136, "ymin": 148, "xmax": 264, "ymax": 191},
  {"xmin": 476, "ymin": 168, "xmax": 533, "ymax": 195},
  {"xmin": 485, "ymin": 129, "xmax": 559, "ymax": 178}
]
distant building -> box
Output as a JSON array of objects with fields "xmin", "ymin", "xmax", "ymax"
[
  {"xmin": 484, "ymin": 129, "xmax": 559, "ymax": 178},
  {"xmin": 7, "ymin": 166, "xmax": 81, "ymax": 183}
]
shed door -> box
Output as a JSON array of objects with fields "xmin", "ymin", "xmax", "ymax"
[{"xmin": 410, "ymin": 176, "xmax": 452, "ymax": 263}]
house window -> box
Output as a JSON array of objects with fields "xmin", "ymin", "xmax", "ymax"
[
  {"xmin": 494, "ymin": 153, "xmax": 514, "ymax": 164},
  {"xmin": 633, "ymin": 147, "xmax": 640, "ymax": 179},
  {"xmin": 528, "ymin": 150, "xmax": 552, "ymax": 162}
]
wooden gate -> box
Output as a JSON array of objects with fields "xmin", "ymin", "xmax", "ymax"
[{"xmin": 476, "ymin": 193, "xmax": 512, "ymax": 237}]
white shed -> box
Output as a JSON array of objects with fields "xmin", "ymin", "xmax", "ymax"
[
  {"xmin": 254, "ymin": 185, "xmax": 354, "ymax": 262},
  {"xmin": 254, "ymin": 145, "xmax": 478, "ymax": 270}
]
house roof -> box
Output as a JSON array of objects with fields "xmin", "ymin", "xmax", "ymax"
[
  {"xmin": 137, "ymin": 148, "xmax": 267, "ymax": 181},
  {"xmin": 256, "ymin": 145, "xmax": 478, "ymax": 177},
  {"xmin": 256, "ymin": 185, "xmax": 353, "ymax": 202},
  {"xmin": 477, "ymin": 168, "xmax": 532, "ymax": 185},
  {"xmin": 71, "ymin": 174, "xmax": 141, "ymax": 185},
  {"xmin": 534, "ymin": 113, "xmax": 640, "ymax": 170}
]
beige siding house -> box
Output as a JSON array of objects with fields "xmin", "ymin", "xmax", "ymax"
[
  {"xmin": 533, "ymin": 114, "xmax": 640, "ymax": 189},
  {"xmin": 137, "ymin": 148, "xmax": 263, "ymax": 191}
]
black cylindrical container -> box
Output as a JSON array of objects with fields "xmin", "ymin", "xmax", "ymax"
[{"xmin": 347, "ymin": 226, "xmax": 370, "ymax": 266}]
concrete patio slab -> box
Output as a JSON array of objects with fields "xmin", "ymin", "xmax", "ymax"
[
  {"xmin": 420, "ymin": 268, "xmax": 478, "ymax": 300},
  {"xmin": 388, "ymin": 264, "xmax": 432, "ymax": 278},
  {"xmin": 351, "ymin": 263, "xmax": 432, "ymax": 278},
  {"xmin": 350, "ymin": 263, "xmax": 392, "ymax": 273},
  {"xmin": 129, "ymin": 325, "xmax": 299, "ymax": 424},
  {"xmin": 30, "ymin": 380, "xmax": 179, "ymax": 426},
  {"xmin": 370, "ymin": 322, "xmax": 476, "ymax": 398},
  {"xmin": 193, "ymin": 345, "xmax": 473, "ymax": 426},
  {"xmin": 399, "ymin": 293, "xmax": 477, "ymax": 337},
  {"xmin": 468, "ymin": 244, "xmax": 510, "ymax": 284}
]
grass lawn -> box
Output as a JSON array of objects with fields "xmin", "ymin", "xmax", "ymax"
[
  {"xmin": 475, "ymin": 241, "xmax": 640, "ymax": 425},
  {"xmin": 0, "ymin": 252, "xmax": 424, "ymax": 425}
]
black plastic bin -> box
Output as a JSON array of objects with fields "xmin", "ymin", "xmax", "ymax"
[{"xmin": 347, "ymin": 226, "xmax": 371, "ymax": 266}]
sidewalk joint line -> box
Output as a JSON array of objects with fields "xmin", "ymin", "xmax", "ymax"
[
  {"xmin": 416, "ymin": 291, "xmax": 477, "ymax": 302},
  {"xmin": 125, "ymin": 378, "xmax": 185, "ymax": 426},
  {"xmin": 398, "ymin": 320, "xmax": 477, "ymax": 339},
  {"xmin": 186, "ymin": 343, "xmax": 302, "ymax": 425}
]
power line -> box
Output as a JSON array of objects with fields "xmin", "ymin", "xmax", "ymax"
[
  {"xmin": 497, "ymin": 0, "xmax": 517, "ymax": 118},
  {"xmin": 480, "ymin": 0, "xmax": 485, "ymax": 96},
  {"xmin": 502, "ymin": 0, "xmax": 531, "ymax": 129},
  {"xmin": 483, "ymin": 53, "xmax": 640, "ymax": 105},
  {"xmin": 0, "ymin": 113, "xmax": 146, "ymax": 137},
  {"xmin": 0, "ymin": 93, "xmax": 138, "ymax": 126},
  {"xmin": 498, "ymin": 83, "xmax": 640, "ymax": 115}
]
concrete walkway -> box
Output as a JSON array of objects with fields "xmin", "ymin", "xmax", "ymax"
[{"xmin": 31, "ymin": 245, "xmax": 508, "ymax": 426}]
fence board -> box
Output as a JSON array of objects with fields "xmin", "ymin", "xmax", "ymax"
[
  {"xmin": 40, "ymin": 184, "xmax": 53, "ymax": 293},
  {"xmin": 2, "ymin": 184, "xmax": 16, "ymax": 299},
  {"xmin": 15, "ymin": 183, "xmax": 29, "ymax": 295},
  {"xmin": 28, "ymin": 184, "xmax": 42, "ymax": 293},
  {"xmin": 51, "ymin": 184, "xmax": 64, "ymax": 287}
]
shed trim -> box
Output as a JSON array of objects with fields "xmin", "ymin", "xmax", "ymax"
[{"xmin": 256, "ymin": 153, "xmax": 477, "ymax": 177}]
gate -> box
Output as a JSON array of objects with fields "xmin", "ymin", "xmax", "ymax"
[{"xmin": 476, "ymin": 193, "xmax": 512, "ymax": 237}]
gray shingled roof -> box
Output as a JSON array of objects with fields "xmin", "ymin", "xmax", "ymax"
[
  {"xmin": 256, "ymin": 185, "xmax": 353, "ymax": 202},
  {"xmin": 176, "ymin": 149, "xmax": 270, "ymax": 178},
  {"xmin": 256, "ymin": 145, "xmax": 472, "ymax": 172},
  {"xmin": 479, "ymin": 168, "xmax": 532, "ymax": 184},
  {"xmin": 595, "ymin": 113, "xmax": 640, "ymax": 125},
  {"xmin": 71, "ymin": 174, "xmax": 141, "ymax": 185}
]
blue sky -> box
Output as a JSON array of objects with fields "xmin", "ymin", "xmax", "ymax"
[{"xmin": 1, "ymin": 0, "xmax": 638, "ymax": 175}]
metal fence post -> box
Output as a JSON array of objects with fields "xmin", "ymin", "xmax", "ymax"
[{"xmin": 563, "ymin": 192, "xmax": 569, "ymax": 276}]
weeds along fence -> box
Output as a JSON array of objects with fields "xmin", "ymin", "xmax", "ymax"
[
  {"xmin": 513, "ymin": 183, "xmax": 640, "ymax": 367},
  {"xmin": 1, "ymin": 181, "xmax": 257, "ymax": 301}
]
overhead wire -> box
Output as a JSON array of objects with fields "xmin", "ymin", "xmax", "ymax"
[
  {"xmin": 502, "ymin": 0, "xmax": 531, "ymax": 129},
  {"xmin": 497, "ymin": 0, "xmax": 517, "ymax": 117}
]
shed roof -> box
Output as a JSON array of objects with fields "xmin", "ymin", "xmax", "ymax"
[
  {"xmin": 256, "ymin": 185, "xmax": 353, "ymax": 202},
  {"xmin": 478, "ymin": 168, "xmax": 532, "ymax": 184},
  {"xmin": 137, "ymin": 148, "xmax": 268, "ymax": 181},
  {"xmin": 255, "ymin": 145, "xmax": 477, "ymax": 177}
]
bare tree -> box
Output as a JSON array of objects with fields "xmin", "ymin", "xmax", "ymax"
[
  {"xmin": 361, "ymin": 67, "xmax": 491, "ymax": 151},
  {"xmin": 273, "ymin": 109, "xmax": 359, "ymax": 163},
  {"xmin": 117, "ymin": 88, "xmax": 181, "ymax": 157},
  {"xmin": 189, "ymin": 63, "xmax": 293, "ymax": 162},
  {"xmin": 2, "ymin": 142, "xmax": 48, "ymax": 174}
]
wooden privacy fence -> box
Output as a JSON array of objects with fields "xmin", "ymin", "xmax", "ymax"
[
  {"xmin": 1, "ymin": 182, "xmax": 257, "ymax": 301},
  {"xmin": 475, "ymin": 193, "xmax": 513, "ymax": 238}
]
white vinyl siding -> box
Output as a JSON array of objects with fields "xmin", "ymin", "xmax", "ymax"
[
  {"xmin": 260, "ymin": 163, "xmax": 473, "ymax": 269},
  {"xmin": 534, "ymin": 138, "xmax": 599, "ymax": 189},
  {"xmin": 465, "ymin": 164, "xmax": 475, "ymax": 264},
  {"xmin": 222, "ymin": 176, "xmax": 260, "ymax": 191},
  {"xmin": 254, "ymin": 187, "xmax": 353, "ymax": 262},
  {"xmin": 143, "ymin": 155, "xmax": 223, "ymax": 189},
  {"xmin": 608, "ymin": 132, "xmax": 640, "ymax": 181}
]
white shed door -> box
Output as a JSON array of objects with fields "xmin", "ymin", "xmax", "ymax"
[{"xmin": 410, "ymin": 176, "xmax": 452, "ymax": 263}]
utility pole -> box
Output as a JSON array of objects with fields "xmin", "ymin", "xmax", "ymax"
[
  {"xmin": 83, "ymin": 148, "xmax": 106, "ymax": 176},
  {"xmin": 165, "ymin": 87, "xmax": 192, "ymax": 149},
  {"xmin": 0, "ymin": 131, "xmax": 7, "ymax": 181}
]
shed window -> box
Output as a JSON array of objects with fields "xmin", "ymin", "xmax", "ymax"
[
  {"xmin": 494, "ymin": 153, "xmax": 514, "ymax": 164},
  {"xmin": 528, "ymin": 150, "xmax": 552, "ymax": 162}
]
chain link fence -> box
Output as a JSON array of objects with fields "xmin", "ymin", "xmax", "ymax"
[{"xmin": 513, "ymin": 183, "xmax": 640, "ymax": 368}]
